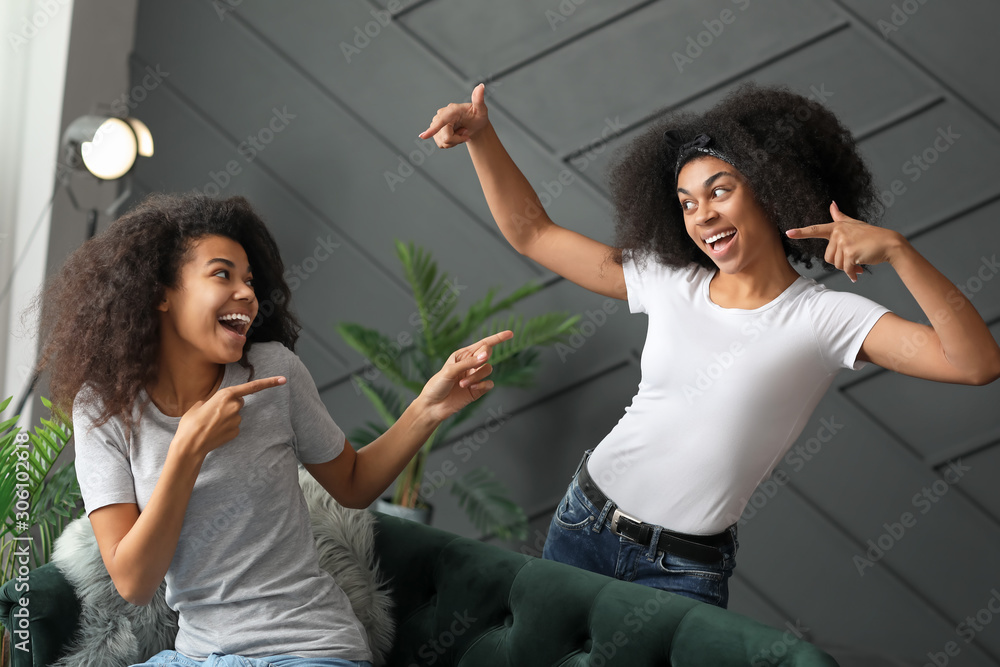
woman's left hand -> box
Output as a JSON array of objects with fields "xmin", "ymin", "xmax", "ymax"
[
  {"xmin": 785, "ymin": 201, "xmax": 905, "ymax": 283},
  {"xmin": 418, "ymin": 330, "xmax": 514, "ymax": 422}
]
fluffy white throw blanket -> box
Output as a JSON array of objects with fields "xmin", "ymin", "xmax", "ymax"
[{"xmin": 48, "ymin": 468, "xmax": 395, "ymax": 666}]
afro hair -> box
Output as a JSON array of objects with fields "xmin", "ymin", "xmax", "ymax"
[{"xmin": 608, "ymin": 81, "xmax": 883, "ymax": 273}]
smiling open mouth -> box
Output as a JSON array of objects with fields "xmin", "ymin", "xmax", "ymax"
[
  {"xmin": 707, "ymin": 229, "xmax": 737, "ymax": 255},
  {"xmin": 218, "ymin": 313, "xmax": 251, "ymax": 337}
]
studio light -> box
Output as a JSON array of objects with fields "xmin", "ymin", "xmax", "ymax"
[{"xmin": 61, "ymin": 114, "xmax": 154, "ymax": 180}]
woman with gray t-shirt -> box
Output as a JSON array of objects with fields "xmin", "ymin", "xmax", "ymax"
[{"xmin": 36, "ymin": 193, "xmax": 511, "ymax": 666}]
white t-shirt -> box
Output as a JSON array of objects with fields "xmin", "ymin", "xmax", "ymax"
[{"xmin": 586, "ymin": 257, "xmax": 891, "ymax": 535}]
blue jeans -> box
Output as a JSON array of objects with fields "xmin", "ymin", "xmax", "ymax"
[
  {"xmin": 542, "ymin": 450, "xmax": 739, "ymax": 608},
  {"xmin": 130, "ymin": 650, "xmax": 372, "ymax": 667}
]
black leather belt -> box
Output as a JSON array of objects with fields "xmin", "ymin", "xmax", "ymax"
[{"xmin": 577, "ymin": 458, "xmax": 732, "ymax": 564}]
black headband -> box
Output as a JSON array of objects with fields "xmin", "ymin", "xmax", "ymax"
[{"xmin": 664, "ymin": 130, "xmax": 739, "ymax": 182}]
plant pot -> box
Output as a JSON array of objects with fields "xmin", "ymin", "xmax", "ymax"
[{"xmin": 372, "ymin": 497, "xmax": 433, "ymax": 525}]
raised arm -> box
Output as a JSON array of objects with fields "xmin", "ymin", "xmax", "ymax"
[
  {"xmin": 87, "ymin": 377, "xmax": 286, "ymax": 605},
  {"xmin": 419, "ymin": 84, "xmax": 626, "ymax": 301},
  {"xmin": 305, "ymin": 331, "xmax": 511, "ymax": 508},
  {"xmin": 788, "ymin": 202, "xmax": 1000, "ymax": 385}
]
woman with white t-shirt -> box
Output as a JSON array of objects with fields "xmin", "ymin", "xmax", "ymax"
[{"xmin": 419, "ymin": 81, "xmax": 1000, "ymax": 608}]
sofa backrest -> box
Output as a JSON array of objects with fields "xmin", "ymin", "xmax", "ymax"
[{"xmin": 369, "ymin": 513, "xmax": 839, "ymax": 666}]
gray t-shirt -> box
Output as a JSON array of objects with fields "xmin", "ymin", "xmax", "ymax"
[{"xmin": 73, "ymin": 341, "xmax": 372, "ymax": 661}]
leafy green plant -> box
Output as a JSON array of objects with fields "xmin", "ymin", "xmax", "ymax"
[
  {"xmin": 337, "ymin": 241, "xmax": 579, "ymax": 540},
  {"xmin": 0, "ymin": 396, "xmax": 82, "ymax": 586}
]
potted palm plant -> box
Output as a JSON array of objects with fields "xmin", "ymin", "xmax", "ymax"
[
  {"xmin": 0, "ymin": 396, "xmax": 82, "ymax": 666},
  {"xmin": 337, "ymin": 241, "xmax": 579, "ymax": 540}
]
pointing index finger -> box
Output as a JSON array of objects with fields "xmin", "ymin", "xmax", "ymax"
[
  {"xmin": 229, "ymin": 376, "xmax": 287, "ymax": 397},
  {"xmin": 786, "ymin": 223, "xmax": 831, "ymax": 239},
  {"xmin": 420, "ymin": 114, "xmax": 455, "ymax": 140},
  {"xmin": 466, "ymin": 330, "xmax": 514, "ymax": 360}
]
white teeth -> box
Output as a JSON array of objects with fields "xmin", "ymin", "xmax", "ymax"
[
  {"xmin": 705, "ymin": 229, "xmax": 736, "ymax": 244},
  {"xmin": 218, "ymin": 313, "xmax": 250, "ymax": 324}
]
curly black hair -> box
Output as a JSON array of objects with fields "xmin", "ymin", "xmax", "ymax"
[
  {"xmin": 608, "ymin": 81, "xmax": 882, "ymax": 273},
  {"xmin": 35, "ymin": 193, "xmax": 300, "ymax": 435}
]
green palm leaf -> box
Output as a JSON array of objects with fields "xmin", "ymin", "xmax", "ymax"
[
  {"xmin": 28, "ymin": 463, "xmax": 82, "ymax": 567},
  {"xmin": 435, "ymin": 282, "xmax": 544, "ymax": 355},
  {"xmin": 337, "ymin": 323, "xmax": 423, "ymax": 394},
  {"xmin": 480, "ymin": 312, "xmax": 580, "ymax": 366},
  {"xmin": 335, "ymin": 242, "xmax": 582, "ymax": 527},
  {"xmin": 487, "ymin": 350, "xmax": 541, "ymax": 388},
  {"xmin": 449, "ymin": 467, "xmax": 528, "ymax": 541},
  {"xmin": 351, "ymin": 376, "xmax": 403, "ymax": 429},
  {"xmin": 1, "ymin": 397, "xmax": 78, "ymax": 584},
  {"xmin": 396, "ymin": 241, "xmax": 462, "ymax": 359}
]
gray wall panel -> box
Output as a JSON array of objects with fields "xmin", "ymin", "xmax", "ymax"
[
  {"xmin": 737, "ymin": 483, "xmax": 997, "ymax": 664},
  {"xmin": 133, "ymin": 0, "xmax": 539, "ymax": 294},
  {"xmin": 121, "ymin": 0, "xmax": 1000, "ymax": 661},
  {"xmin": 232, "ymin": 1, "xmax": 619, "ymax": 261},
  {"xmin": 838, "ymin": 0, "xmax": 1000, "ymax": 117},
  {"xmin": 398, "ymin": 0, "xmax": 650, "ymax": 80},
  {"xmin": 496, "ymin": 0, "xmax": 843, "ymax": 152},
  {"xmin": 579, "ymin": 27, "xmax": 937, "ymax": 191}
]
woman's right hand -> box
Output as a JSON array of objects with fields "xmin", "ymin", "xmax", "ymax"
[
  {"xmin": 175, "ymin": 376, "xmax": 286, "ymax": 457},
  {"xmin": 418, "ymin": 83, "xmax": 490, "ymax": 148}
]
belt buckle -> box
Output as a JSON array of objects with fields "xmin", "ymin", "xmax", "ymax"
[{"xmin": 610, "ymin": 507, "xmax": 643, "ymax": 536}]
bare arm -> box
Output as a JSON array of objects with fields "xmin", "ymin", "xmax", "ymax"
[
  {"xmin": 87, "ymin": 376, "xmax": 286, "ymax": 605},
  {"xmin": 858, "ymin": 240, "xmax": 1000, "ymax": 385},
  {"xmin": 305, "ymin": 331, "xmax": 512, "ymax": 508},
  {"xmin": 789, "ymin": 202, "xmax": 1000, "ymax": 385},
  {"xmin": 88, "ymin": 439, "xmax": 204, "ymax": 605},
  {"xmin": 419, "ymin": 85, "xmax": 626, "ymax": 301}
]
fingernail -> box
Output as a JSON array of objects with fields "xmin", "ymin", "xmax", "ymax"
[{"xmin": 477, "ymin": 352, "xmax": 487, "ymax": 361}]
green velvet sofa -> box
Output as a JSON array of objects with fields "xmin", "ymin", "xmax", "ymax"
[{"xmin": 1, "ymin": 512, "xmax": 838, "ymax": 666}]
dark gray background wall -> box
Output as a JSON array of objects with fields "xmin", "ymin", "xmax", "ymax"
[{"xmin": 107, "ymin": 0, "xmax": 1000, "ymax": 663}]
